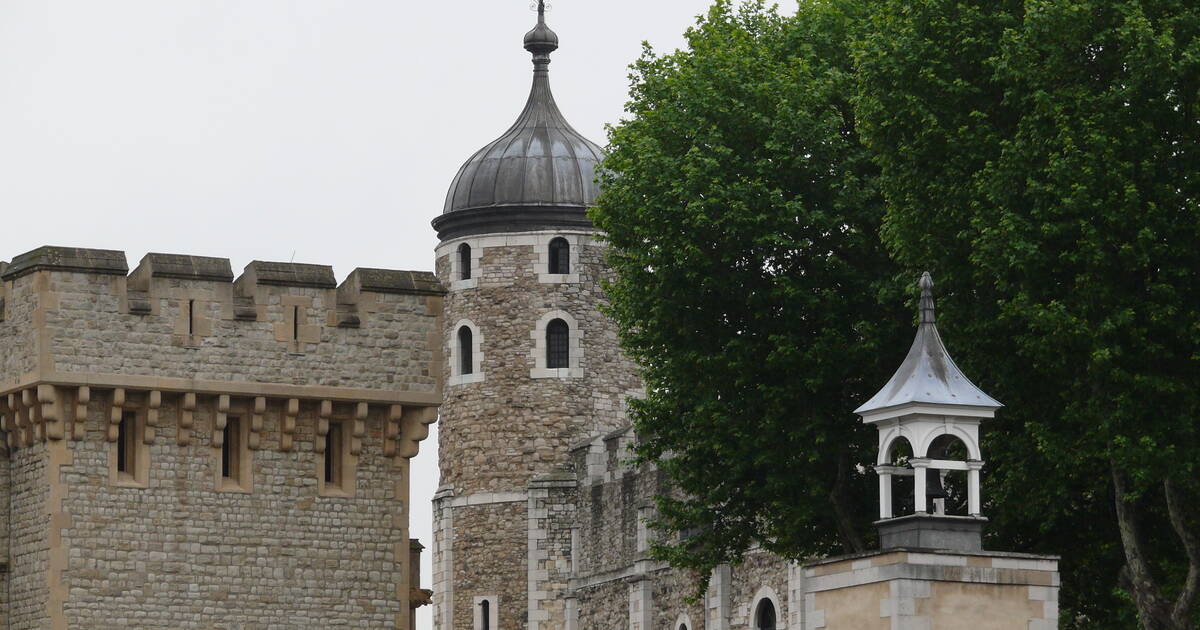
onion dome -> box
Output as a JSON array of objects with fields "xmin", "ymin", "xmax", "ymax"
[{"xmin": 433, "ymin": 1, "xmax": 603, "ymax": 241}]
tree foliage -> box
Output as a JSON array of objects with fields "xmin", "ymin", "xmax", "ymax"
[
  {"xmin": 857, "ymin": 1, "xmax": 1200, "ymax": 627},
  {"xmin": 591, "ymin": 0, "xmax": 907, "ymax": 586},
  {"xmin": 595, "ymin": 0, "xmax": 1200, "ymax": 627}
]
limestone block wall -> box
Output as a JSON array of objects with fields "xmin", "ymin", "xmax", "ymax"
[
  {"xmin": 56, "ymin": 397, "xmax": 409, "ymax": 628},
  {"xmin": 8, "ymin": 443, "xmax": 48, "ymax": 630},
  {"xmin": 0, "ymin": 272, "xmax": 40, "ymax": 384}
]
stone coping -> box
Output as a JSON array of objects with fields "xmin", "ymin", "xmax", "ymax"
[
  {"xmin": 3, "ymin": 246, "xmax": 129, "ymax": 280},
  {"xmin": 804, "ymin": 546, "xmax": 1061, "ymax": 569},
  {"xmin": 1, "ymin": 245, "xmax": 442, "ymax": 296}
]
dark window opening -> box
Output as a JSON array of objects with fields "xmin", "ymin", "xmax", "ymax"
[
  {"xmin": 188, "ymin": 299, "xmax": 196, "ymax": 336},
  {"xmin": 292, "ymin": 306, "xmax": 300, "ymax": 340},
  {"xmin": 546, "ymin": 319, "xmax": 570, "ymax": 369},
  {"xmin": 459, "ymin": 326, "xmax": 474, "ymax": 375},
  {"xmin": 117, "ymin": 412, "xmax": 134, "ymax": 474},
  {"xmin": 755, "ymin": 599, "xmax": 777, "ymax": 630},
  {"xmin": 325, "ymin": 423, "xmax": 343, "ymax": 486},
  {"xmin": 222, "ymin": 417, "xmax": 240, "ymax": 480},
  {"xmin": 458, "ymin": 243, "xmax": 472, "ymax": 281},
  {"xmin": 548, "ymin": 237, "xmax": 570, "ymax": 274},
  {"xmin": 481, "ymin": 600, "xmax": 491, "ymax": 630}
]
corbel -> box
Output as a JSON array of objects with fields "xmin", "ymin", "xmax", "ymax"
[
  {"xmin": 398, "ymin": 406, "xmax": 438, "ymax": 459},
  {"xmin": 315, "ymin": 400, "xmax": 332, "ymax": 454},
  {"xmin": 73, "ymin": 386, "xmax": 90, "ymax": 441},
  {"xmin": 26, "ymin": 388, "xmax": 43, "ymax": 443},
  {"xmin": 351, "ymin": 402, "xmax": 367, "ymax": 456},
  {"xmin": 281, "ymin": 398, "xmax": 299, "ymax": 452},
  {"xmin": 8, "ymin": 392, "xmax": 25, "ymax": 449},
  {"xmin": 212, "ymin": 394, "xmax": 230, "ymax": 448},
  {"xmin": 249, "ymin": 396, "xmax": 266, "ymax": 450},
  {"xmin": 107, "ymin": 388, "xmax": 126, "ymax": 442},
  {"xmin": 179, "ymin": 392, "xmax": 196, "ymax": 446},
  {"xmin": 144, "ymin": 390, "xmax": 161, "ymax": 445},
  {"xmin": 384, "ymin": 404, "xmax": 402, "ymax": 457},
  {"xmin": 0, "ymin": 395, "xmax": 11, "ymax": 454},
  {"xmin": 38, "ymin": 384, "xmax": 63, "ymax": 441}
]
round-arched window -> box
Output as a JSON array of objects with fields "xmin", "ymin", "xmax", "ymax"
[
  {"xmin": 458, "ymin": 326, "xmax": 474, "ymax": 375},
  {"xmin": 548, "ymin": 237, "xmax": 570, "ymax": 274},
  {"xmin": 458, "ymin": 243, "xmax": 472, "ymax": 281},
  {"xmin": 546, "ymin": 319, "xmax": 570, "ymax": 369},
  {"xmin": 754, "ymin": 598, "xmax": 777, "ymax": 630}
]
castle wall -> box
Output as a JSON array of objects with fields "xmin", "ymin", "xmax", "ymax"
[
  {"xmin": 57, "ymin": 397, "xmax": 408, "ymax": 628},
  {"xmin": 0, "ymin": 274, "xmax": 41, "ymax": 384},
  {"xmin": 8, "ymin": 443, "xmax": 48, "ymax": 630}
]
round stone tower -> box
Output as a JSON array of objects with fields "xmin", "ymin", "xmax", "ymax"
[{"xmin": 430, "ymin": 5, "xmax": 641, "ymax": 630}]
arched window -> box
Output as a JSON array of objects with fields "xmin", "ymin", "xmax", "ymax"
[
  {"xmin": 458, "ymin": 326, "xmax": 474, "ymax": 375},
  {"xmin": 546, "ymin": 319, "xmax": 569, "ymax": 369},
  {"xmin": 480, "ymin": 599, "xmax": 490, "ymax": 630},
  {"xmin": 548, "ymin": 237, "xmax": 570, "ymax": 274},
  {"xmin": 754, "ymin": 598, "xmax": 777, "ymax": 630},
  {"xmin": 458, "ymin": 243, "xmax": 472, "ymax": 281}
]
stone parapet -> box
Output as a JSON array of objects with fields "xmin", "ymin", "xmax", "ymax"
[{"xmin": 2, "ymin": 246, "xmax": 128, "ymax": 281}]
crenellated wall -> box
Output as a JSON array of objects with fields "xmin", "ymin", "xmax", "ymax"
[{"xmin": 0, "ymin": 245, "xmax": 445, "ymax": 629}]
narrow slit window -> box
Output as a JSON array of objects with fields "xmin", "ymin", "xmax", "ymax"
[
  {"xmin": 325, "ymin": 423, "xmax": 343, "ymax": 487},
  {"xmin": 459, "ymin": 326, "xmax": 474, "ymax": 375},
  {"xmin": 188, "ymin": 299, "xmax": 196, "ymax": 336},
  {"xmin": 117, "ymin": 411, "xmax": 134, "ymax": 475},
  {"xmin": 458, "ymin": 243, "xmax": 472, "ymax": 281},
  {"xmin": 481, "ymin": 599, "xmax": 490, "ymax": 630},
  {"xmin": 548, "ymin": 237, "xmax": 570, "ymax": 274},
  {"xmin": 292, "ymin": 306, "xmax": 300, "ymax": 340},
  {"xmin": 546, "ymin": 319, "xmax": 570, "ymax": 369},
  {"xmin": 222, "ymin": 417, "xmax": 240, "ymax": 481}
]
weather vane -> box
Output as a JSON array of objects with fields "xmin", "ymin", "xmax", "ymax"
[{"xmin": 530, "ymin": 1, "xmax": 552, "ymax": 14}]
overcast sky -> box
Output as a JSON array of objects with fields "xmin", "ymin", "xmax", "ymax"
[{"xmin": 0, "ymin": 1, "xmax": 795, "ymax": 625}]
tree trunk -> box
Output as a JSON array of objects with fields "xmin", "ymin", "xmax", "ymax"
[{"xmin": 1111, "ymin": 465, "xmax": 1200, "ymax": 630}]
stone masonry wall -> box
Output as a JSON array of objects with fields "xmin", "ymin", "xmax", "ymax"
[
  {"xmin": 0, "ymin": 273, "xmax": 40, "ymax": 383},
  {"xmin": 436, "ymin": 231, "xmax": 642, "ymax": 495},
  {"xmin": 0, "ymin": 446, "xmax": 10, "ymax": 630},
  {"xmin": 8, "ymin": 442, "xmax": 48, "ymax": 630},
  {"xmin": 452, "ymin": 502, "xmax": 527, "ymax": 630},
  {"xmin": 59, "ymin": 397, "xmax": 408, "ymax": 628}
]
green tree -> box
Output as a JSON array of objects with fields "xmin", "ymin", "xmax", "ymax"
[
  {"xmin": 856, "ymin": 1, "xmax": 1200, "ymax": 628},
  {"xmin": 591, "ymin": 0, "xmax": 906, "ymax": 586}
]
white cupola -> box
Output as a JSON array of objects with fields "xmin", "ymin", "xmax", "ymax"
[{"xmin": 855, "ymin": 272, "xmax": 1001, "ymax": 550}]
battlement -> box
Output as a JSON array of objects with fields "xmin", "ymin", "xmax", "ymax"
[{"xmin": 0, "ymin": 245, "xmax": 447, "ymax": 407}]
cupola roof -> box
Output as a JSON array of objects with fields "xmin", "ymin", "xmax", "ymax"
[
  {"xmin": 433, "ymin": 2, "xmax": 603, "ymax": 241},
  {"xmin": 855, "ymin": 273, "xmax": 1002, "ymax": 416}
]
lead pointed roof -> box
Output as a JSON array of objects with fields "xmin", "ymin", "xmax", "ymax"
[{"xmin": 855, "ymin": 273, "xmax": 1002, "ymax": 415}]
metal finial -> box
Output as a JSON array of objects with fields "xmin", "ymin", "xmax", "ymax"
[
  {"xmin": 524, "ymin": 0, "xmax": 559, "ymax": 63},
  {"xmin": 919, "ymin": 272, "xmax": 936, "ymax": 325}
]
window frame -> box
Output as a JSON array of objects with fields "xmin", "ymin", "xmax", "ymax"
[
  {"xmin": 215, "ymin": 414, "xmax": 253, "ymax": 493},
  {"xmin": 530, "ymin": 310, "xmax": 583, "ymax": 379},
  {"xmin": 537, "ymin": 234, "xmax": 581, "ymax": 284},
  {"xmin": 473, "ymin": 595, "xmax": 499, "ymax": 630},
  {"xmin": 450, "ymin": 319, "xmax": 485, "ymax": 386},
  {"xmin": 110, "ymin": 409, "xmax": 148, "ymax": 487},
  {"xmin": 545, "ymin": 318, "xmax": 570, "ymax": 369},
  {"xmin": 448, "ymin": 238, "xmax": 480, "ymax": 291},
  {"xmin": 319, "ymin": 419, "xmax": 357, "ymax": 497}
]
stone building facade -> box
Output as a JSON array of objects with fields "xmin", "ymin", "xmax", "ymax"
[
  {"xmin": 432, "ymin": 6, "xmax": 1060, "ymax": 630},
  {"xmin": 0, "ymin": 246, "xmax": 442, "ymax": 628}
]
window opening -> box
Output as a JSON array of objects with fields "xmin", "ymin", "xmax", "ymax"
[
  {"xmin": 459, "ymin": 326, "xmax": 474, "ymax": 375},
  {"xmin": 459, "ymin": 243, "xmax": 472, "ymax": 281},
  {"xmin": 546, "ymin": 319, "xmax": 570, "ymax": 369},
  {"xmin": 755, "ymin": 599, "xmax": 777, "ymax": 630},
  {"xmin": 481, "ymin": 600, "xmax": 490, "ymax": 630},
  {"xmin": 117, "ymin": 411, "xmax": 134, "ymax": 474},
  {"xmin": 188, "ymin": 299, "xmax": 195, "ymax": 336},
  {"xmin": 548, "ymin": 237, "xmax": 570, "ymax": 274},
  {"xmin": 292, "ymin": 306, "xmax": 300, "ymax": 340},
  {"xmin": 222, "ymin": 417, "xmax": 240, "ymax": 481},
  {"xmin": 326, "ymin": 423, "xmax": 343, "ymax": 486}
]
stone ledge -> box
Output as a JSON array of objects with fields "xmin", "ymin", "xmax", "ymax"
[
  {"xmin": 132, "ymin": 253, "xmax": 235, "ymax": 283},
  {"xmin": 239, "ymin": 260, "xmax": 337, "ymax": 289},
  {"xmin": 345, "ymin": 268, "xmax": 445, "ymax": 296},
  {"xmin": 2, "ymin": 245, "xmax": 128, "ymax": 281}
]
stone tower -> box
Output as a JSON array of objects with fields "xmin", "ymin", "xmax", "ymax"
[{"xmin": 430, "ymin": 4, "xmax": 641, "ymax": 629}]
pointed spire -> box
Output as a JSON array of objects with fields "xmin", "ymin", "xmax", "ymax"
[
  {"xmin": 524, "ymin": 0, "xmax": 559, "ymax": 66},
  {"xmin": 919, "ymin": 271, "xmax": 936, "ymax": 325}
]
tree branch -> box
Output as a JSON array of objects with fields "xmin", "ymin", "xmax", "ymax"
[
  {"xmin": 1112, "ymin": 464, "xmax": 1171, "ymax": 629},
  {"xmin": 1164, "ymin": 478, "xmax": 1200, "ymax": 627}
]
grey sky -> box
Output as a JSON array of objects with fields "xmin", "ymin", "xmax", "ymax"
[{"xmin": 0, "ymin": 1, "xmax": 791, "ymax": 625}]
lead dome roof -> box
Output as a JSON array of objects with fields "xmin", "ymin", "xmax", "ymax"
[{"xmin": 433, "ymin": 4, "xmax": 603, "ymax": 241}]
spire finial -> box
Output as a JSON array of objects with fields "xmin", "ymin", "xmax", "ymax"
[
  {"xmin": 524, "ymin": 0, "xmax": 559, "ymax": 66},
  {"xmin": 919, "ymin": 272, "xmax": 936, "ymax": 325}
]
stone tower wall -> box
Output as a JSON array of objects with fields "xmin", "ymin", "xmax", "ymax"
[
  {"xmin": 0, "ymin": 246, "xmax": 445, "ymax": 629},
  {"xmin": 432, "ymin": 229, "xmax": 642, "ymax": 630}
]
